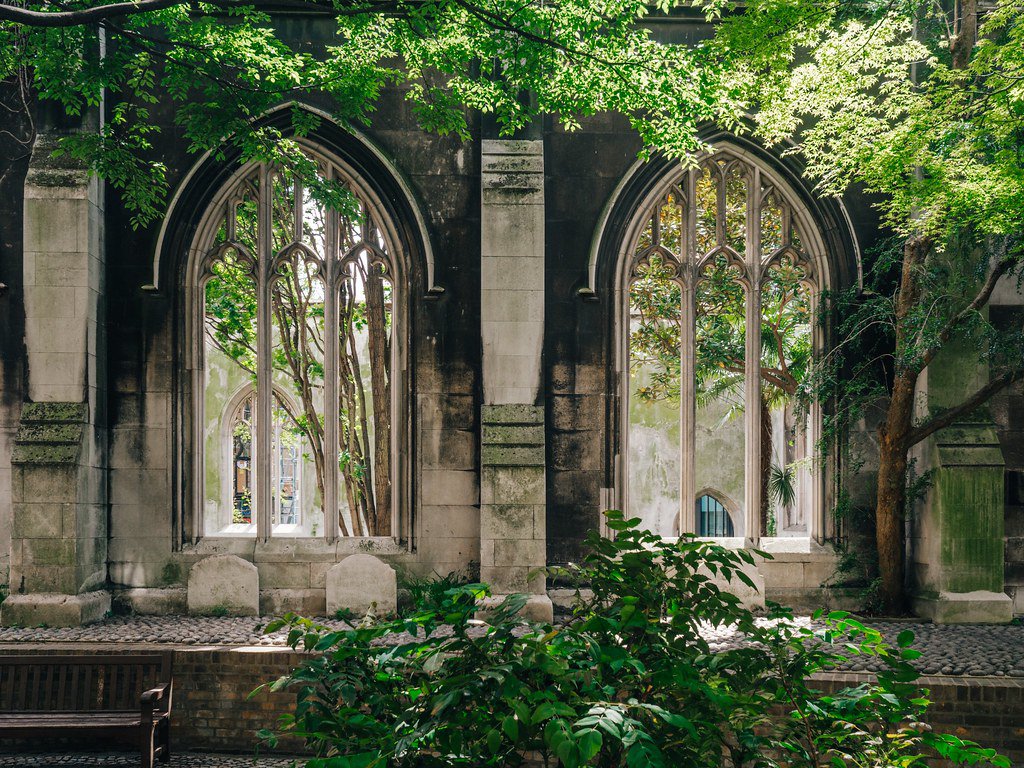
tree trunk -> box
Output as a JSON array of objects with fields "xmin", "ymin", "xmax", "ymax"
[
  {"xmin": 873, "ymin": 235, "xmax": 930, "ymax": 614},
  {"xmin": 364, "ymin": 266, "xmax": 392, "ymax": 537},
  {"xmin": 760, "ymin": 393, "xmax": 773, "ymax": 535},
  {"xmin": 876, "ymin": 385, "xmax": 913, "ymax": 614}
]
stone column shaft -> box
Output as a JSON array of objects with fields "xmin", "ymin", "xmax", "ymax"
[
  {"xmin": 2, "ymin": 134, "xmax": 109, "ymax": 628},
  {"xmin": 478, "ymin": 139, "xmax": 552, "ymax": 621}
]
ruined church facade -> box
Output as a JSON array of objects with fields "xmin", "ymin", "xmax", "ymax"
[{"xmin": 0, "ymin": 14, "xmax": 1022, "ymax": 627}]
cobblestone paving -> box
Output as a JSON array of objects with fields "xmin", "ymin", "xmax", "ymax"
[
  {"xmin": 1, "ymin": 615, "xmax": 1023, "ymax": 676},
  {"xmin": 0, "ymin": 753, "xmax": 301, "ymax": 767}
]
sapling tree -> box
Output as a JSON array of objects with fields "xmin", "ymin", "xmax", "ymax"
[{"xmin": 716, "ymin": 0, "xmax": 1024, "ymax": 611}]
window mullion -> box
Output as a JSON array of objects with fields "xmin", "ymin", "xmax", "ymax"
[
  {"xmin": 809, "ymin": 287, "xmax": 824, "ymax": 543},
  {"xmin": 323, "ymin": 170, "xmax": 340, "ymax": 543},
  {"xmin": 679, "ymin": 169, "xmax": 697, "ymax": 536},
  {"xmin": 743, "ymin": 167, "xmax": 762, "ymax": 548},
  {"xmin": 256, "ymin": 164, "xmax": 274, "ymax": 543}
]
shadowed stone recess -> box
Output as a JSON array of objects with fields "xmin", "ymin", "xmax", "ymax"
[
  {"xmin": 326, "ymin": 554, "xmax": 397, "ymax": 616},
  {"xmin": 187, "ymin": 555, "xmax": 259, "ymax": 616}
]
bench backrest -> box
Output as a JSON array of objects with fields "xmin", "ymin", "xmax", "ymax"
[{"xmin": 0, "ymin": 653, "xmax": 172, "ymax": 712}]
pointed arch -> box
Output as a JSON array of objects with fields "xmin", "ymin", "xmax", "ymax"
[{"xmin": 614, "ymin": 141, "xmax": 841, "ymax": 547}]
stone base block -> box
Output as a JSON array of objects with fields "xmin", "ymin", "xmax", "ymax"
[
  {"xmin": 548, "ymin": 588, "xmax": 594, "ymax": 613},
  {"xmin": 113, "ymin": 588, "xmax": 187, "ymax": 615},
  {"xmin": 0, "ymin": 591, "xmax": 110, "ymax": 627},
  {"xmin": 476, "ymin": 594, "xmax": 553, "ymax": 624},
  {"xmin": 766, "ymin": 587, "xmax": 865, "ymax": 615},
  {"xmin": 914, "ymin": 590, "xmax": 1013, "ymax": 624}
]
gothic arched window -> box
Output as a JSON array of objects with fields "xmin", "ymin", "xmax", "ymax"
[
  {"xmin": 190, "ymin": 148, "xmax": 404, "ymax": 542},
  {"xmin": 623, "ymin": 150, "xmax": 825, "ymax": 545}
]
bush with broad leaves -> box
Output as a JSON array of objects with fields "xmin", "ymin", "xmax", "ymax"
[{"xmin": 256, "ymin": 511, "xmax": 1007, "ymax": 768}]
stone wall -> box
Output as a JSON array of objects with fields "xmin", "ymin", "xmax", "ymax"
[
  {"xmin": 100, "ymin": 13, "xmax": 486, "ymax": 600},
  {"xmin": 0, "ymin": 9, "xmax": 981, "ymax": 623},
  {"xmin": 990, "ymin": 304, "xmax": 1024, "ymax": 614}
]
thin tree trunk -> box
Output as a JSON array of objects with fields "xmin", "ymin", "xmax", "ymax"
[
  {"xmin": 760, "ymin": 393, "xmax": 773, "ymax": 535},
  {"xmin": 876, "ymin": 377, "xmax": 914, "ymax": 614},
  {"xmin": 364, "ymin": 265, "xmax": 392, "ymax": 537}
]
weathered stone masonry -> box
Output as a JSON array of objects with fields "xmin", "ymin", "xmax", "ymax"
[{"xmin": 0, "ymin": 13, "xmax": 1022, "ymax": 626}]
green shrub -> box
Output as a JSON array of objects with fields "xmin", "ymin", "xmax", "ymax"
[
  {"xmin": 398, "ymin": 565, "xmax": 477, "ymax": 617},
  {"xmin": 259, "ymin": 512, "xmax": 1006, "ymax": 768}
]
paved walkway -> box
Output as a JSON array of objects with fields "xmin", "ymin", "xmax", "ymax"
[{"xmin": 1, "ymin": 615, "xmax": 1023, "ymax": 676}]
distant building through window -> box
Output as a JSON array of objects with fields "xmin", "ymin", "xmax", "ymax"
[{"xmin": 697, "ymin": 494, "xmax": 734, "ymax": 537}]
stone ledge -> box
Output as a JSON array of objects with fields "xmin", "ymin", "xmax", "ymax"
[
  {"xmin": 0, "ymin": 591, "xmax": 110, "ymax": 627},
  {"xmin": 482, "ymin": 404, "xmax": 543, "ymax": 425},
  {"xmin": 480, "ymin": 139, "xmax": 543, "ymax": 156},
  {"xmin": 482, "ymin": 423, "xmax": 544, "ymax": 446},
  {"xmin": 481, "ymin": 445, "xmax": 545, "ymax": 467},
  {"xmin": 12, "ymin": 401, "xmax": 87, "ymax": 465},
  {"xmin": 21, "ymin": 402, "xmax": 88, "ymax": 423},
  {"xmin": 914, "ymin": 590, "xmax": 1014, "ymax": 624}
]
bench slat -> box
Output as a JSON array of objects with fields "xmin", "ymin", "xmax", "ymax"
[{"xmin": 0, "ymin": 711, "xmax": 146, "ymax": 725}]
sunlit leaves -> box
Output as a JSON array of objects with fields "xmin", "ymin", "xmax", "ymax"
[{"xmin": 4, "ymin": 0, "xmax": 751, "ymax": 226}]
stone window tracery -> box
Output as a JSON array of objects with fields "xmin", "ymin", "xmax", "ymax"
[
  {"xmin": 624, "ymin": 151, "xmax": 823, "ymax": 545},
  {"xmin": 190, "ymin": 149, "xmax": 402, "ymax": 542}
]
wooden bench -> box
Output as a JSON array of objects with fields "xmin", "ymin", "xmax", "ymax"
[{"xmin": 0, "ymin": 652, "xmax": 173, "ymax": 767}]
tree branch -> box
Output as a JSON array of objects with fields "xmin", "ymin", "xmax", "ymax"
[
  {"xmin": 0, "ymin": 0, "xmax": 397, "ymax": 27},
  {"xmin": 919, "ymin": 255, "xmax": 1018, "ymax": 369},
  {"xmin": 907, "ymin": 369, "xmax": 1024, "ymax": 448}
]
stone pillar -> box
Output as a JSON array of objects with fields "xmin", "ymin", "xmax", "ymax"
[
  {"xmin": 911, "ymin": 333, "xmax": 1012, "ymax": 624},
  {"xmin": 479, "ymin": 139, "xmax": 552, "ymax": 621},
  {"xmin": 1, "ymin": 135, "xmax": 109, "ymax": 627}
]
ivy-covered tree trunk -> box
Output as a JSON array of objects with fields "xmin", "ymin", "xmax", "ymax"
[{"xmin": 760, "ymin": 393, "xmax": 773, "ymax": 534}]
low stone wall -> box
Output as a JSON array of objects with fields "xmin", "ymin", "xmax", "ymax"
[{"xmin": 1, "ymin": 645, "xmax": 1023, "ymax": 762}]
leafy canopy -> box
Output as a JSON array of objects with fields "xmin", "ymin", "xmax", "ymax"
[{"xmin": 1, "ymin": 0, "xmax": 750, "ymax": 227}]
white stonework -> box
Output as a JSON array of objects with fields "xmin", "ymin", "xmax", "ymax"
[
  {"xmin": 325, "ymin": 554, "xmax": 397, "ymax": 617},
  {"xmin": 187, "ymin": 554, "xmax": 259, "ymax": 616}
]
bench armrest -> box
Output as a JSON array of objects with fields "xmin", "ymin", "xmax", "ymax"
[{"xmin": 140, "ymin": 682, "xmax": 173, "ymax": 722}]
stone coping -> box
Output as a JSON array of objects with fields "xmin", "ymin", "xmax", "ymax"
[{"xmin": 0, "ymin": 753, "xmax": 302, "ymax": 767}]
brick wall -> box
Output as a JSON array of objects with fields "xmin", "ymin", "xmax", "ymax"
[
  {"xmin": 0, "ymin": 645, "xmax": 305, "ymax": 755},
  {"xmin": 2, "ymin": 646, "xmax": 1023, "ymax": 762},
  {"xmin": 813, "ymin": 672, "xmax": 1024, "ymax": 764}
]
